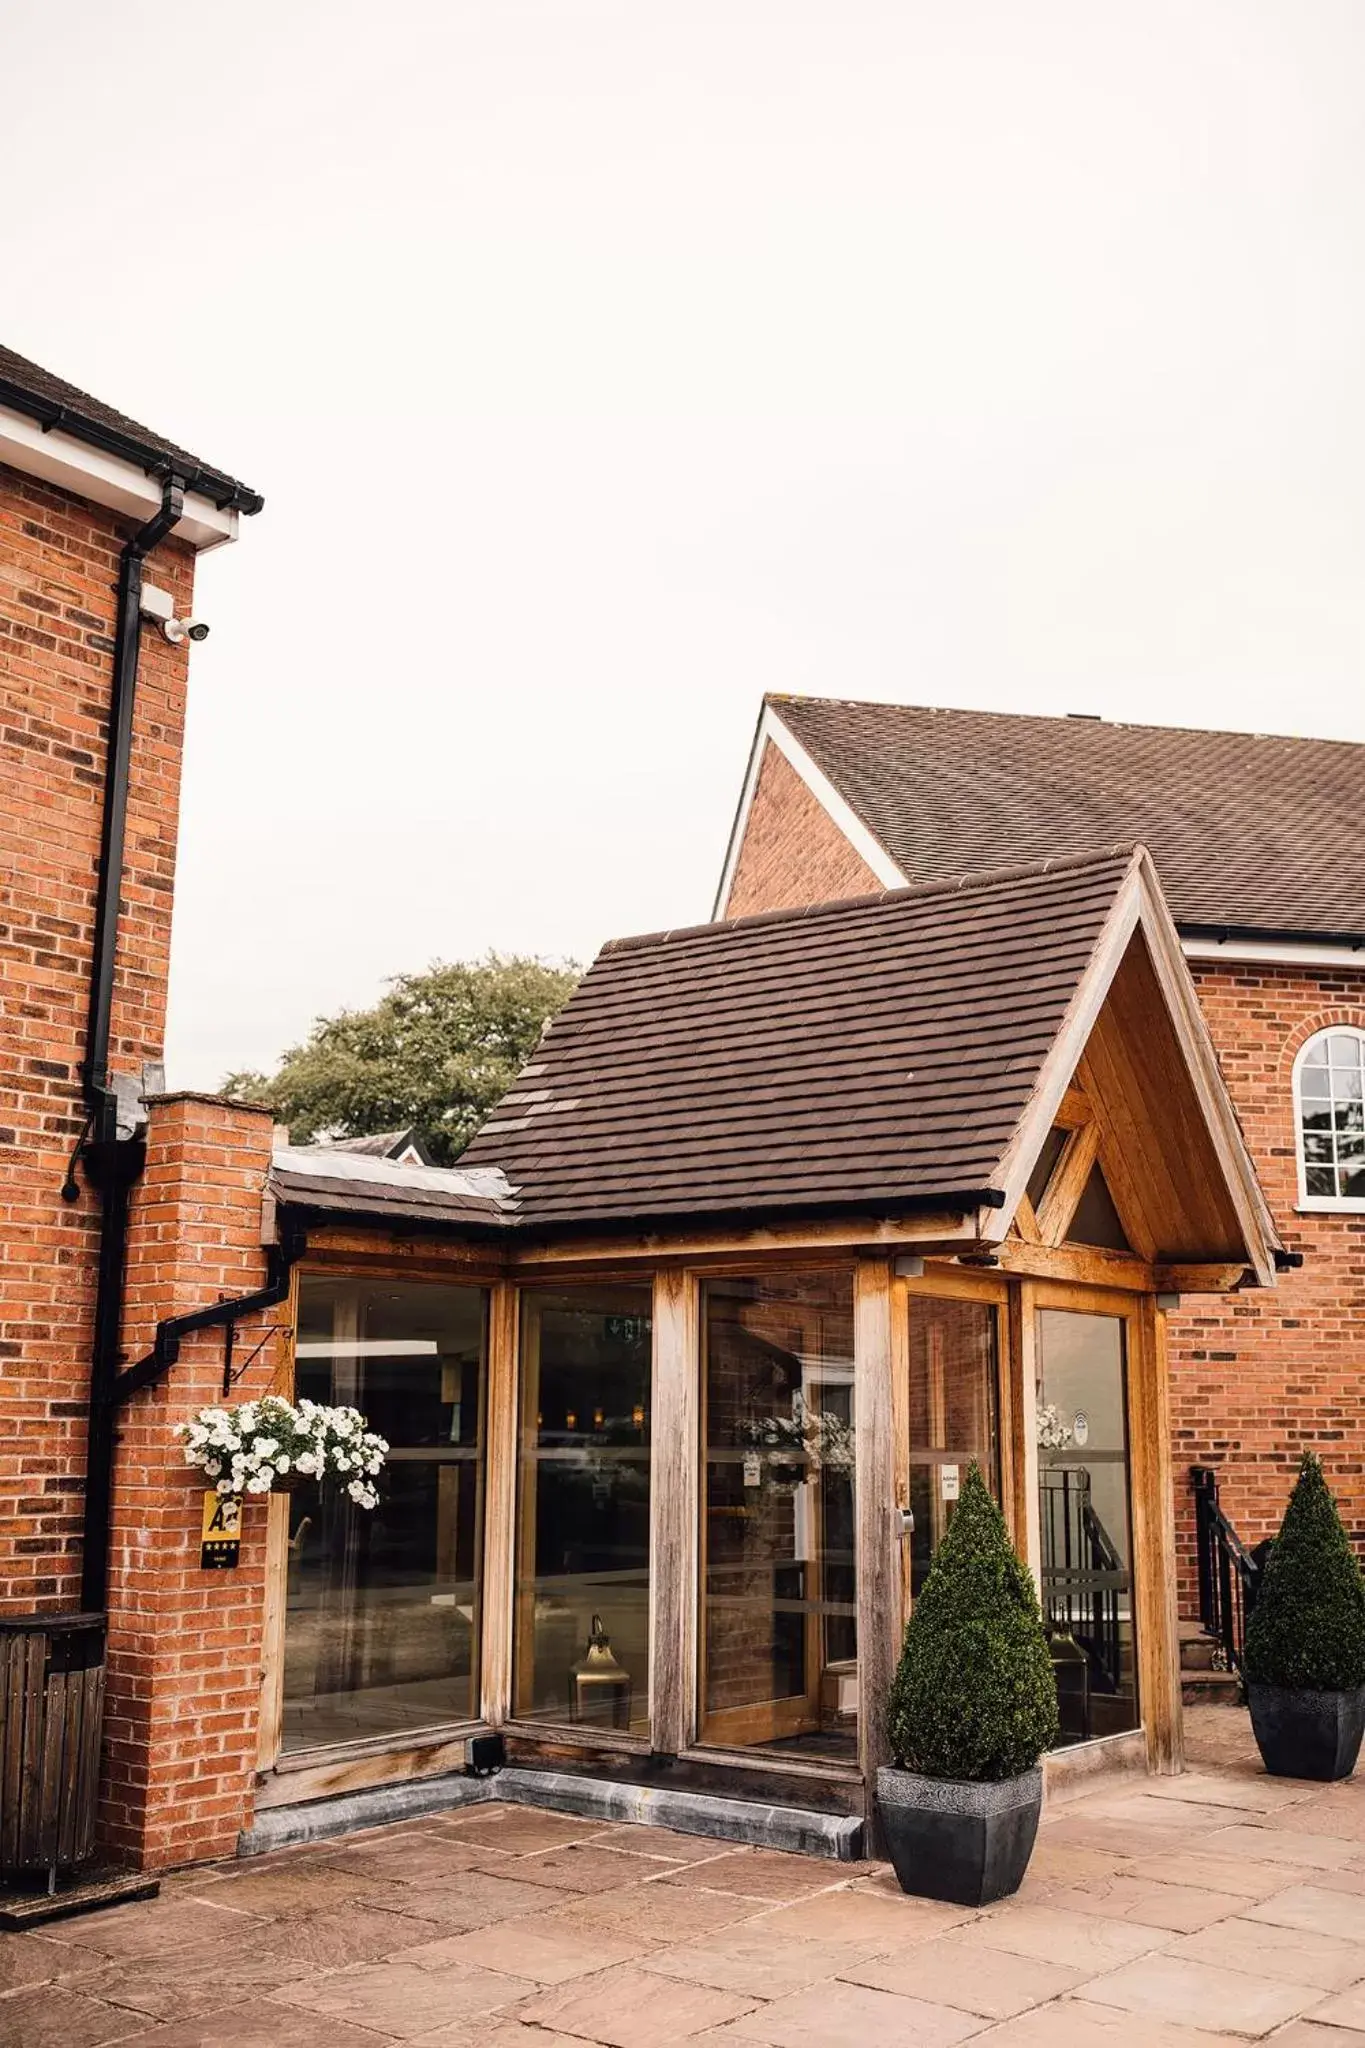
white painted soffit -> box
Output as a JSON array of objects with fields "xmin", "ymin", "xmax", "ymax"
[
  {"xmin": 712, "ymin": 699, "xmax": 906, "ymax": 916},
  {"xmin": 1181, "ymin": 935, "xmax": 1365, "ymax": 969},
  {"xmin": 0, "ymin": 402, "xmax": 238, "ymax": 551}
]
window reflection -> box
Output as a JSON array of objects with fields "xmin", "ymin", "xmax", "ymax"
[
  {"xmin": 700, "ymin": 1270, "xmax": 856, "ymax": 1760},
  {"xmin": 1037, "ymin": 1309, "xmax": 1139, "ymax": 1746},
  {"xmin": 514, "ymin": 1286, "xmax": 652, "ymax": 1731},
  {"xmin": 284, "ymin": 1276, "xmax": 486, "ymax": 1752},
  {"xmin": 907, "ymin": 1295, "xmax": 999, "ymax": 1598}
]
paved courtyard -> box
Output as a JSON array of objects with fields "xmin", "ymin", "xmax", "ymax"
[{"xmin": 8, "ymin": 1711, "xmax": 1365, "ymax": 2046}]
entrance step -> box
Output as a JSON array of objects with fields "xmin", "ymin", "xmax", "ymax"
[
  {"xmin": 498, "ymin": 1768, "xmax": 863, "ymax": 1860},
  {"xmin": 239, "ymin": 1764, "xmax": 863, "ymax": 1864},
  {"xmin": 1179, "ymin": 1621, "xmax": 1242, "ymax": 1706}
]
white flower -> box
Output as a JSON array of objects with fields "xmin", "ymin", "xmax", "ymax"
[{"xmin": 276, "ymin": 1457, "xmax": 291, "ymax": 1475}]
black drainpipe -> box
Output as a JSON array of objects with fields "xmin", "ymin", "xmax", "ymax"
[{"xmin": 75, "ymin": 475, "xmax": 184, "ymax": 1615}]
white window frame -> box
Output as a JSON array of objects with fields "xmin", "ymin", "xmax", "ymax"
[{"xmin": 1293, "ymin": 1026, "xmax": 1365, "ymax": 1212}]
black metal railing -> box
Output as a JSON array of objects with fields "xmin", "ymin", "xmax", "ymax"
[
  {"xmin": 1040, "ymin": 1465, "xmax": 1126, "ymax": 1695},
  {"xmin": 1191, "ymin": 1464, "xmax": 1262, "ymax": 1674}
]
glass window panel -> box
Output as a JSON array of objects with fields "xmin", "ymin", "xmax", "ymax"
[
  {"xmin": 1344, "ymin": 1168, "xmax": 1365, "ymax": 1199},
  {"xmin": 1334, "ymin": 1071, "xmax": 1364, "ymax": 1105},
  {"xmin": 1306, "ymin": 1165, "xmax": 1338, "ymax": 1197},
  {"xmin": 700, "ymin": 1269, "xmax": 856, "ymax": 1761},
  {"xmin": 283, "ymin": 1276, "xmax": 487, "ymax": 1753},
  {"xmin": 1303, "ymin": 1039, "xmax": 1329, "ymax": 1066},
  {"xmin": 1300, "ymin": 1067, "xmax": 1331, "ymax": 1099},
  {"xmin": 1037, "ymin": 1310, "xmax": 1138, "ymax": 1749},
  {"xmin": 1026, "ymin": 1126, "xmax": 1070, "ymax": 1214},
  {"xmin": 1329, "ymin": 1033, "xmax": 1364, "ymax": 1068},
  {"xmin": 1067, "ymin": 1163, "xmax": 1132, "ymax": 1253},
  {"xmin": 1302, "ymin": 1105, "xmax": 1332, "ymax": 1131},
  {"xmin": 514, "ymin": 1285, "xmax": 652, "ymax": 1732},
  {"xmin": 1303, "ymin": 1130, "xmax": 1334, "ymax": 1163},
  {"xmin": 907, "ymin": 1296, "xmax": 998, "ymax": 1600}
]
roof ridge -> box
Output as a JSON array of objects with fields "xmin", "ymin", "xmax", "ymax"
[
  {"xmin": 602, "ymin": 843, "xmax": 1141, "ymax": 956},
  {"xmin": 767, "ymin": 691, "xmax": 1365, "ymax": 755}
]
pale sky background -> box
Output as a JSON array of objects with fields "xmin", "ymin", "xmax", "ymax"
[{"xmin": 6, "ymin": 2, "xmax": 1365, "ymax": 1088}]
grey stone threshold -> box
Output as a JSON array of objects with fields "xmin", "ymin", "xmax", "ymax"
[{"xmin": 238, "ymin": 1763, "xmax": 864, "ymax": 1863}]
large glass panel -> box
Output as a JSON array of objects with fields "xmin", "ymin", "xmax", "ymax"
[
  {"xmin": 1036, "ymin": 1310, "xmax": 1139, "ymax": 1746},
  {"xmin": 283, "ymin": 1276, "xmax": 487, "ymax": 1752},
  {"xmin": 700, "ymin": 1269, "xmax": 856, "ymax": 1760},
  {"xmin": 907, "ymin": 1295, "xmax": 999, "ymax": 1599},
  {"xmin": 514, "ymin": 1285, "xmax": 652, "ymax": 1731}
]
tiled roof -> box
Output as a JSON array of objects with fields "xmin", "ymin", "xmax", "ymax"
[
  {"xmin": 269, "ymin": 1146, "xmax": 513, "ymax": 1230},
  {"xmin": 459, "ymin": 848, "xmax": 1137, "ymax": 1230},
  {"xmin": 773, "ymin": 695, "xmax": 1365, "ymax": 942},
  {"xmin": 0, "ymin": 343, "xmax": 262, "ymax": 514}
]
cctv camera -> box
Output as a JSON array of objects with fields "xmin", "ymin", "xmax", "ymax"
[
  {"xmin": 159, "ymin": 616, "xmax": 210, "ymax": 645},
  {"xmin": 185, "ymin": 620, "xmax": 210, "ymax": 643}
]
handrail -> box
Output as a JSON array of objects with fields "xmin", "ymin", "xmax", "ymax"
[
  {"xmin": 1040, "ymin": 1464, "xmax": 1126, "ymax": 1696},
  {"xmin": 1190, "ymin": 1465, "xmax": 1263, "ymax": 1675}
]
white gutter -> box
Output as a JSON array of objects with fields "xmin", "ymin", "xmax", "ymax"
[
  {"xmin": 1181, "ymin": 936, "xmax": 1365, "ymax": 970},
  {"xmin": 0, "ymin": 402, "xmax": 239, "ymax": 552}
]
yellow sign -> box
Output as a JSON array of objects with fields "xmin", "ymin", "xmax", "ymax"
[{"xmin": 200, "ymin": 1490, "xmax": 242, "ymax": 1569}]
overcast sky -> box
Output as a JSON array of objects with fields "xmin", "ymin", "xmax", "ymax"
[{"xmin": 7, "ymin": 2, "xmax": 1365, "ymax": 1087}]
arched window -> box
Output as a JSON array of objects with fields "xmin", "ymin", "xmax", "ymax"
[{"xmin": 1295, "ymin": 1027, "xmax": 1365, "ymax": 1207}]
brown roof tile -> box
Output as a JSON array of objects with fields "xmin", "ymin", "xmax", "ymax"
[
  {"xmin": 772, "ymin": 695, "xmax": 1365, "ymax": 942},
  {"xmin": 460, "ymin": 848, "xmax": 1138, "ymax": 1230}
]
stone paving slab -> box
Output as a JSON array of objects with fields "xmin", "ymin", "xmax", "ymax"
[{"xmin": 13, "ymin": 1708, "xmax": 1365, "ymax": 2044}]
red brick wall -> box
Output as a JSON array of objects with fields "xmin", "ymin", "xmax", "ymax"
[
  {"xmin": 724, "ymin": 741, "xmax": 883, "ymax": 917},
  {"xmin": 0, "ymin": 463, "xmax": 196, "ymax": 1609},
  {"xmin": 103, "ymin": 1093, "xmax": 281, "ymax": 1868},
  {"xmin": 1169, "ymin": 966, "xmax": 1365, "ymax": 1607}
]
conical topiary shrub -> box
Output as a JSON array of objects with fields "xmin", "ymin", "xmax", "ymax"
[
  {"xmin": 1244, "ymin": 1452, "xmax": 1365, "ymax": 1690},
  {"xmin": 888, "ymin": 1463, "xmax": 1058, "ymax": 1782},
  {"xmin": 1243, "ymin": 1452, "xmax": 1365, "ymax": 1781}
]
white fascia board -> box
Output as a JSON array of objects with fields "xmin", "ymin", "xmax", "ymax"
[
  {"xmin": 711, "ymin": 700, "xmax": 905, "ymax": 916},
  {"xmin": 0, "ymin": 403, "xmax": 238, "ymax": 552},
  {"xmin": 1181, "ymin": 935, "xmax": 1365, "ymax": 971}
]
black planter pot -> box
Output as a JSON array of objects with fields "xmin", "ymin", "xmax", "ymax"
[
  {"xmin": 876, "ymin": 1764, "xmax": 1043, "ymax": 1907},
  {"xmin": 1247, "ymin": 1682, "xmax": 1365, "ymax": 1782}
]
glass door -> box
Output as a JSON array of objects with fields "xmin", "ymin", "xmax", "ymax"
[
  {"xmin": 1036, "ymin": 1308, "xmax": 1139, "ymax": 1745},
  {"xmin": 699, "ymin": 1270, "xmax": 857, "ymax": 1760}
]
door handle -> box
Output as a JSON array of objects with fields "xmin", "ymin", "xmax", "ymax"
[{"xmin": 897, "ymin": 1507, "xmax": 915, "ymax": 1539}]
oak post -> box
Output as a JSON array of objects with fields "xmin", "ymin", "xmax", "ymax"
[
  {"xmin": 1013, "ymin": 1281, "xmax": 1042, "ymax": 1583},
  {"xmin": 255, "ymin": 1492, "xmax": 289, "ymax": 1771},
  {"xmin": 855, "ymin": 1257, "xmax": 898, "ymax": 1796},
  {"xmin": 1132, "ymin": 1296, "xmax": 1184, "ymax": 1774},
  {"xmin": 479, "ymin": 1280, "xmax": 519, "ymax": 1727},
  {"xmin": 649, "ymin": 1267, "xmax": 700, "ymax": 1756}
]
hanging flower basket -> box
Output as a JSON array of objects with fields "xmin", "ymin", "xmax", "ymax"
[{"xmin": 174, "ymin": 1395, "xmax": 388, "ymax": 1507}]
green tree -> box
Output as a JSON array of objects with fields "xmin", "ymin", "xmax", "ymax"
[
  {"xmin": 223, "ymin": 953, "xmax": 579, "ymax": 1165},
  {"xmin": 1244, "ymin": 1452, "xmax": 1365, "ymax": 1691},
  {"xmin": 887, "ymin": 1464, "xmax": 1059, "ymax": 1781}
]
